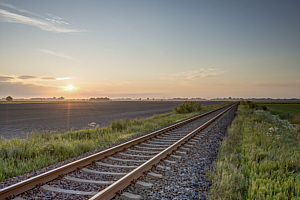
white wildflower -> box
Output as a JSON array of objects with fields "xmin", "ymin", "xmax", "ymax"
[{"xmin": 88, "ymin": 122, "xmax": 99, "ymax": 128}]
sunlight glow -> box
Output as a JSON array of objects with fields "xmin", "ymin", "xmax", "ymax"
[{"xmin": 65, "ymin": 84, "xmax": 74, "ymax": 90}]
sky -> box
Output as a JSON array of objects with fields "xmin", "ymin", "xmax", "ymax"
[{"xmin": 0, "ymin": 0, "xmax": 299, "ymax": 99}]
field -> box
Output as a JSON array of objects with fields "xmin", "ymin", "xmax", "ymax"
[
  {"xmin": 257, "ymin": 102, "xmax": 300, "ymax": 124},
  {"xmin": 207, "ymin": 102, "xmax": 300, "ymax": 199},
  {"xmin": 0, "ymin": 101, "xmax": 222, "ymax": 139},
  {"xmin": 0, "ymin": 102, "xmax": 230, "ymax": 183}
]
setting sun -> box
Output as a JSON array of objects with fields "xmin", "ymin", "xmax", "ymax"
[{"xmin": 65, "ymin": 85, "xmax": 74, "ymax": 90}]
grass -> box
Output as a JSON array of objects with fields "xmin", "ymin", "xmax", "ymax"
[
  {"xmin": 257, "ymin": 103, "xmax": 300, "ymax": 124},
  {"xmin": 207, "ymin": 102, "xmax": 300, "ymax": 199},
  {"xmin": 0, "ymin": 102, "xmax": 231, "ymax": 183}
]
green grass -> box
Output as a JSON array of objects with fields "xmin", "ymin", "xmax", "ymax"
[
  {"xmin": 207, "ymin": 102, "xmax": 300, "ymax": 200},
  {"xmin": 260, "ymin": 104, "xmax": 300, "ymax": 124},
  {"xmin": 0, "ymin": 102, "xmax": 231, "ymax": 182}
]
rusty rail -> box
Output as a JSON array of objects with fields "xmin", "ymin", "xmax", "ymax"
[
  {"xmin": 0, "ymin": 102, "xmax": 236, "ymax": 200},
  {"xmin": 90, "ymin": 102, "xmax": 239, "ymax": 200}
]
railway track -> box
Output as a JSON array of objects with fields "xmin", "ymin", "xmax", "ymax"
[{"xmin": 0, "ymin": 102, "xmax": 238, "ymax": 200}]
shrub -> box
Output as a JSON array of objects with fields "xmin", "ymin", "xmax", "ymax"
[{"xmin": 173, "ymin": 101, "xmax": 202, "ymax": 114}]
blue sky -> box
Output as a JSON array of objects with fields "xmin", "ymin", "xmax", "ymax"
[{"xmin": 0, "ymin": 0, "xmax": 299, "ymax": 99}]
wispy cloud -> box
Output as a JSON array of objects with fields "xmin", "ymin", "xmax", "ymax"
[
  {"xmin": 37, "ymin": 49, "xmax": 74, "ymax": 60},
  {"xmin": 0, "ymin": 3, "xmax": 86, "ymax": 33},
  {"xmin": 18, "ymin": 75, "xmax": 37, "ymax": 80},
  {"xmin": 0, "ymin": 75, "xmax": 14, "ymax": 82},
  {"xmin": 161, "ymin": 68, "xmax": 227, "ymax": 81},
  {"xmin": 0, "ymin": 74, "xmax": 71, "ymax": 82},
  {"xmin": 56, "ymin": 77, "xmax": 71, "ymax": 80},
  {"xmin": 0, "ymin": 2, "xmax": 42, "ymax": 18}
]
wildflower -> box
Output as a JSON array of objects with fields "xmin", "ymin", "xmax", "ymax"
[{"xmin": 88, "ymin": 122, "xmax": 99, "ymax": 128}]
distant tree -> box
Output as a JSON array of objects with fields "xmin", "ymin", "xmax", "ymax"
[{"xmin": 6, "ymin": 96, "xmax": 13, "ymax": 101}]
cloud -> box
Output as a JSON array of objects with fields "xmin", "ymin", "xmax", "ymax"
[
  {"xmin": 0, "ymin": 2, "xmax": 42, "ymax": 18},
  {"xmin": 0, "ymin": 74, "xmax": 71, "ymax": 82},
  {"xmin": 161, "ymin": 68, "xmax": 227, "ymax": 81},
  {"xmin": 18, "ymin": 75, "xmax": 37, "ymax": 79},
  {"xmin": 0, "ymin": 81, "xmax": 58, "ymax": 98},
  {"xmin": 254, "ymin": 82, "xmax": 300, "ymax": 88},
  {"xmin": 0, "ymin": 3, "xmax": 86, "ymax": 33},
  {"xmin": 41, "ymin": 77, "xmax": 56, "ymax": 80},
  {"xmin": 37, "ymin": 49, "xmax": 73, "ymax": 60},
  {"xmin": 56, "ymin": 77, "xmax": 71, "ymax": 80},
  {"xmin": 0, "ymin": 75, "xmax": 14, "ymax": 81}
]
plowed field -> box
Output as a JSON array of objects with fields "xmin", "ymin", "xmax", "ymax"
[{"xmin": 0, "ymin": 101, "xmax": 221, "ymax": 139}]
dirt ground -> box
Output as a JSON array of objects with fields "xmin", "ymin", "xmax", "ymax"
[{"xmin": 0, "ymin": 101, "xmax": 221, "ymax": 139}]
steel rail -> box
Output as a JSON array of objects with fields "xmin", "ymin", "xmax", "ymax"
[
  {"xmin": 90, "ymin": 102, "xmax": 239, "ymax": 200},
  {"xmin": 0, "ymin": 102, "xmax": 236, "ymax": 200}
]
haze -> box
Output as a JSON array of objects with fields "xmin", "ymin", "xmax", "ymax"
[{"xmin": 1, "ymin": 1, "xmax": 299, "ymax": 99}]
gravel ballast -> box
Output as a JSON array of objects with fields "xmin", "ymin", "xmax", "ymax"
[{"xmin": 114, "ymin": 105, "xmax": 238, "ymax": 200}]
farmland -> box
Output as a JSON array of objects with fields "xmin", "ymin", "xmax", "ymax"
[
  {"xmin": 257, "ymin": 102, "xmax": 300, "ymax": 124},
  {"xmin": 0, "ymin": 101, "xmax": 222, "ymax": 139}
]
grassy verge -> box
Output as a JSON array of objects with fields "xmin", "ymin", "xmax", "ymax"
[
  {"xmin": 207, "ymin": 102, "xmax": 300, "ymax": 199},
  {"xmin": 0, "ymin": 102, "xmax": 231, "ymax": 182}
]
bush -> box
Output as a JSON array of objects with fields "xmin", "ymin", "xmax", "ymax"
[
  {"xmin": 173, "ymin": 101, "xmax": 202, "ymax": 114},
  {"xmin": 246, "ymin": 101, "xmax": 267, "ymax": 111}
]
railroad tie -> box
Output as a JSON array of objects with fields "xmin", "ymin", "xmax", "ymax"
[
  {"xmin": 194, "ymin": 136, "xmax": 204, "ymax": 140},
  {"xmin": 156, "ymin": 165, "xmax": 171, "ymax": 171},
  {"xmin": 142, "ymin": 143, "xmax": 170, "ymax": 147},
  {"xmin": 180, "ymin": 147, "xmax": 190, "ymax": 151},
  {"xmin": 135, "ymin": 181, "xmax": 153, "ymax": 189},
  {"xmin": 11, "ymin": 197, "xmax": 26, "ymax": 200},
  {"xmin": 147, "ymin": 172, "xmax": 163, "ymax": 178},
  {"xmin": 151, "ymin": 139, "xmax": 177, "ymax": 142},
  {"xmin": 108, "ymin": 156, "xmax": 147, "ymax": 163},
  {"xmin": 126, "ymin": 149, "xmax": 160, "ymax": 154},
  {"xmin": 147, "ymin": 141, "xmax": 173, "ymax": 144},
  {"xmin": 164, "ymin": 160, "xmax": 177, "ymax": 164},
  {"xmin": 120, "ymin": 192, "xmax": 142, "ymax": 200},
  {"xmin": 81, "ymin": 168, "xmax": 126, "ymax": 176},
  {"xmin": 118, "ymin": 152, "xmax": 153, "ymax": 158},
  {"xmin": 188, "ymin": 142, "xmax": 197, "ymax": 145},
  {"xmin": 135, "ymin": 145, "xmax": 165, "ymax": 150},
  {"xmin": 41, "ymin": 184, "xmax": 97, "ymax": 196},
  {"xmin": 96, "ymin": 162, "xmax": 136, "ymax": 169},
  {"xmin": 64, "ymin": 176, "xmax": 114, "ymax": 185},
  {"xmin": 170, "ymin": 155, "xmax": 181, "ymax": 159},
  {"xmin": 175, "ymin": 151, "xmax": 186, "ymax": 155}
]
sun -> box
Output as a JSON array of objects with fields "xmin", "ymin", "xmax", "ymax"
[{"xmin": 65, "ymin": 84, "xmax": 74, "ymax": 90}]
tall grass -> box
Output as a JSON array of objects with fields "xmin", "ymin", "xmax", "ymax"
[
  {"xmin": 0, "ymin": 102, "xmax": 231, "ymax": 182},
  {"xmin": 207, "ymin": 102, "xmax": 300, "ymax": 199}
]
